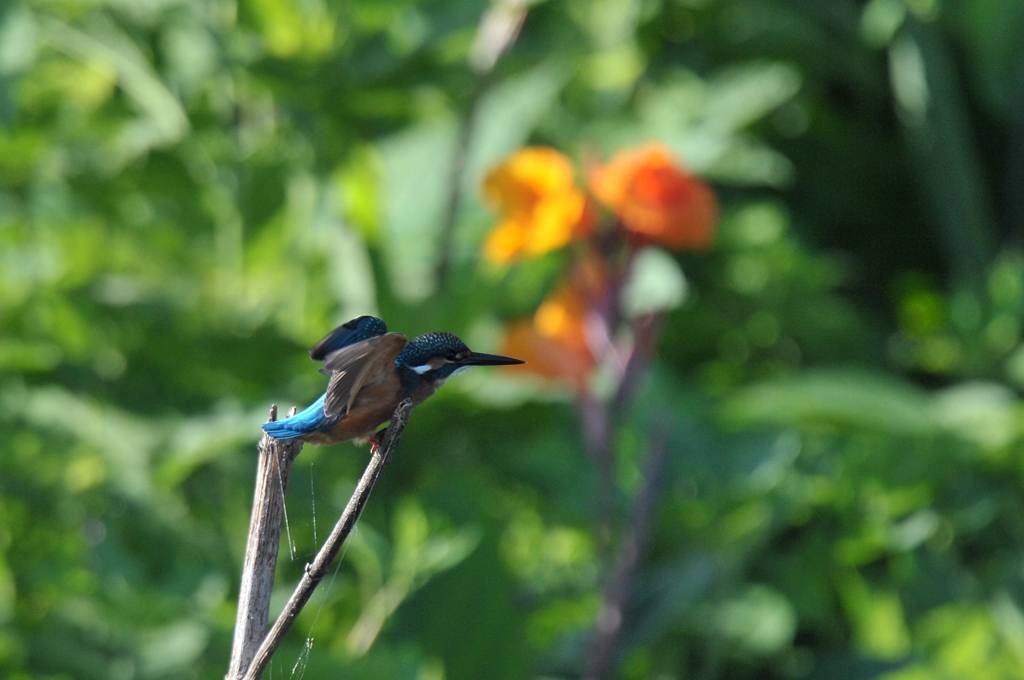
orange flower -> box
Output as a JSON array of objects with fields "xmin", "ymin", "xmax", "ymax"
[
  {"xmin": 534, "ymin": 282, "xmax": 593, "ymax": 358},
  {"xmin": 500, "ymin": 258, "xmax": 606, "ymax": 388},
  {"xmin": 501, "ymin": 320, "xmax": 594, "ymax": 388},
  {"xmin": 590, "ymin": 144, "xmax": 716, "ymax": 249},
  {"xmin": 483, "ymin": 148, "xmax": 591, "ymax": 263}
]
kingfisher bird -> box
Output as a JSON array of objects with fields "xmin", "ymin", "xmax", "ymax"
[{"xmin": 262, "ymin": 315, "xmax": 523, "ymax": 447}]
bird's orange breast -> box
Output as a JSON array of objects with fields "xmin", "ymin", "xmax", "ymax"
[{"xmin": 329, "ymin": 381, "xmax": 403, "ymax": 442}]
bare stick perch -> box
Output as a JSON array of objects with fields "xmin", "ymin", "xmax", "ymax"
[
  {"xmin": 241, "ymin": 398, "xmax": 415, "ymax": 680},
  {"xmin": 227, "ymin": 405, "xmax": 304, "ymax": 679}
]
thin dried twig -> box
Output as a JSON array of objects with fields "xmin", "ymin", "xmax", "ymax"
[
  {"xmin": 227, "ymin": 405, "xmax": 303, "ymax": 679},
  {"xmin": 241, "ymin": 399, "xmax": 415, "ymax": 680}
]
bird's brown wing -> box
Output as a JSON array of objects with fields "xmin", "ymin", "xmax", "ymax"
[{"xmin": 322, "ymin": 332, "xmax": 407, "ymax": 418}]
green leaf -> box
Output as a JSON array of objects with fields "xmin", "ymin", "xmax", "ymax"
[
  {"xmin": 713, "ymin": 585, "xmax": 796, "ymax": 656},
  {"xmin": 724, "ymin": 369, "xmax": 936, "ymax": 436},
  {"xmin": 377, "ymin": 117, "xmax": 457, "ymax": 301},
  {"xmin": 621, "ymin": 247, "xmax": 688, "ymax": 317}
]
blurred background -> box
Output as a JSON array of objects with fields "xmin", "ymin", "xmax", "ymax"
[{"xmin": 3, "ymin": 0, "xmax": 1024, "ymax": 678}]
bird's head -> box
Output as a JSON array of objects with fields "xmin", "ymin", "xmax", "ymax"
[{"xmin": 395, "ymin": 331, "xmax": 523, "ymax": 383}]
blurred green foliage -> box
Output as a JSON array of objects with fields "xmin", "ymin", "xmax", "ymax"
[{"xmin": 2, "ymin": 0, "xmax": 1024, "ymax": 678}]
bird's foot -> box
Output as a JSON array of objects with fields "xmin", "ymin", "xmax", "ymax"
[{"xmin": 368, "ymin": 427, "xmax": 389, "ymax": 456}]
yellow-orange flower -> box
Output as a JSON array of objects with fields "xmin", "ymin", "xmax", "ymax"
[
  {"xmin": 501, "ymin": 319, "xmax": 594, "ymax": 388},
  {"xmin": 590, "ymin": 144, "xmax": 716, "ymax": 250},
  {"xmin": 500, "ymin": 258, "xmax": 606, "ymax": 388},
  {"xmin": 483, "ymin": 147, "xmax": 591, "ymax": 263},
  {"xmin": 534, "ymin": 283, "xmax": 592, "ymax": 358}
]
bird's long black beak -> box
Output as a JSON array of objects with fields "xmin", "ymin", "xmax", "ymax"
[{"xmin": 461, "ymin": 351, "xmax": 525, "ymax": 366}]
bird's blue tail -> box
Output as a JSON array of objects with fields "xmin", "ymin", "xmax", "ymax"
[{"xmin": 262, "ymin": 394, "xmax": 329, "ymax": 440}]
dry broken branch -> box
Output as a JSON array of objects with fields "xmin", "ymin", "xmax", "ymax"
[
  {"xmin": 241, "ymin": 398, "xmax": 415, "ymax": 680},
  {"xmin": 227, "ymin": 405, "xmax": 303, "ymax": 679}
]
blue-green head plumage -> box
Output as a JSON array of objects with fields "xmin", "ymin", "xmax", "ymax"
[
  {"xmin": 395, "ymin": 332, "xmax": 469, "ymax": 380},
  {"xmin": 396, "ymin": 331, "xmax": 524, "ymax": 383}
]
